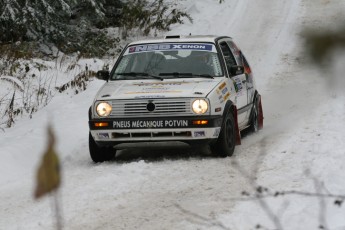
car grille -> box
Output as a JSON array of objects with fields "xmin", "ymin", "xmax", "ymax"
[{"xmin": 110, "ymin": 99, "xmax": 194, "ymax": 117}]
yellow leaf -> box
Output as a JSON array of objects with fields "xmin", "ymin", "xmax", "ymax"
[{"xmin": 34, "ymin": 125, "xmax": 61, "ymax": 199}]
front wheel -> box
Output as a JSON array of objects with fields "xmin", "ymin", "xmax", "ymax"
[
  {"xmin": 89, "ymin": 132, "xmax": 116, "ymax": 163},
  {"xmin": 210, "ymin": 111, "xmax": 236, "ymax": 157},
  {"xmin": 250, "ymin": 103, "xmax": 259, "ymax": 133},
  {"xmin": 250, "ymin": 95, "xmax": 263, "ymax": 132}
]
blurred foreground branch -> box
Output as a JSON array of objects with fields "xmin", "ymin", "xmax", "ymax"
[
  {"xmin": 34, "ymin": 125, "xmax": 62, "ymax": 230},
  {"xmin": 303, "ymin": 26, "xmax": 345, "ymax": 65}
]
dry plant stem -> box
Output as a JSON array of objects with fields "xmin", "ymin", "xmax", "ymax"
[
  {"xmin": 175, "ymin": 204, "xmax": 231, "ymax": 230},
  {"xmin": 313, "ymin": 178, "xmax": 329, "ymax": 230},
  {"xmin": 225, "ymin": 190, "xmax": 345, "ymax": 201},
  {"xmin": 49, "ymin": 191, "xmax": 63, "ymax": 230},
  {"xmin": 230, "ymin": 138, "xmax": 284, "ymax": 230}
]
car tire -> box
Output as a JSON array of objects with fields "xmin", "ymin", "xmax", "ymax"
[
  {"xmin": 210, "ymin": 111, "xmax": 236, "ymax": 157},
  {"xmin": 89, "ymin": 132, "xmax": 116, "ymax": 163}
]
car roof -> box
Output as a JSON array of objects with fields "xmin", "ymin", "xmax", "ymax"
[{"xmin": 128, "ymin": 35, "xmax": 232, "ymax": 45}]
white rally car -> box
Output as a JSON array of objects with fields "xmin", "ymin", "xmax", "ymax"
[{"xmin": 88, "ymin": 35, "xmax": 263, "ymax": 162}]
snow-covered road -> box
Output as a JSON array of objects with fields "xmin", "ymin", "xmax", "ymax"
[{"xmin": 1, "ymin": 0, "xmax": 345, "ymax": 229}]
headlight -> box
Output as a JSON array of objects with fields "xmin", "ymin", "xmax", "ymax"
[
  {"xmin": 192, "ymin": 99, "xmax": 208, "ymax": 114},
  {"xmin": 96, "ymin": 102, "xmax": 112, "ymax": 117}
]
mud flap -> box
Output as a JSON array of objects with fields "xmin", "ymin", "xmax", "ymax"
[{"xmin": 258, "ymin": 95, "xmax": 264, "ymax": 130}]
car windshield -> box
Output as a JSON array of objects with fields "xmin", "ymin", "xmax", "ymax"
[{"xmin": 111, "ymin": 43, "xmax": 223, "ymax": 80}]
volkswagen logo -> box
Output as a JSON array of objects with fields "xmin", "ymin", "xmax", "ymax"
[{"xmin": 146, "ymin": 102, "xmax": 156, "ymax": 112}]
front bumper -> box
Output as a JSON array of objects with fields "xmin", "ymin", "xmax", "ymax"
[{"xmin": 89, "ymin": 116, "xmax": 223, "ymax": 145}]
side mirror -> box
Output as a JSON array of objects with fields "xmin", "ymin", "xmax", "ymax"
[
  {"xmin": 229, "ymin": 65, "xmax": 244, "ymax": 76},
  {"xmin": 96, "ymin": 70, "xmax": 110, "ymax": 81}
]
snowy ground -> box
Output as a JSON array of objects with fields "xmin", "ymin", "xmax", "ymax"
[{"xmin": 1, "ymin": 0, "xmax": 345, "ymax": 229}]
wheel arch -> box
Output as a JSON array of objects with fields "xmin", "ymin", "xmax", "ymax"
[{"xmin": 88, "ymin": 106, "xmax": 92, "ymax": 120}]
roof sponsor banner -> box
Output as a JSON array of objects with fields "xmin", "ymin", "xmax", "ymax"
[{"xmin": 127, "ymin": 43, "xmax": 214, "ymax": 54}]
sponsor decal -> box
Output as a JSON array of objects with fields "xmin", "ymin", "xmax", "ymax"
[
  {"xmin": 218, "ymin": 95, "xmax": 224, "ymax": 103},
  {"xmin": 97, "ymin": 133, "xmax": 109, "ymax": 139},
  {"xmin": 113, "ymin": 120, "xmax": 189, "ymax": 129},
  {"xmin": 133, "ymin": 82, "xmax": 185, "ymax": 87},
  {"xmin": 128, "ymin": 47, "xmax": 136, "ymax": 53},
  {"xmin": 143, "ymin": 87, "xmax": 170, "ymax": 91},
  {"xmin": 128, "ymin": 43, "xmax": 213, "ymax": 53},
  {"xmin": 221, "ymin": 87, "xmax": 228, "ymax": 95},
  {"xmin": 233, "ymin": 77, "xmax": 243, "ymax": 93},
  {"xmin": 127, "ymin": 82, "xmax": 185, "ymax": 94},
  {"xmin": 218, "ymin": 82, "xmax": 227, "ymax": 90},
  {"xmin": 213, "ymin": 128, "xmax": 221, "ymax": 137},
  {"xmin": 217, "ymin": 83, "xmax": 230, "ymax": 102},
  {"xmin": 113, "ymin": 121, "xmax": 131, "ymax": 129},
  {"xmin": 125, "ymin": 90, "xmax": 181, "ymax": 94},
  {"xmin": 223, "ymin": 92, "xmax": 230, "ymax": 101},
  {"xmin": 134, "ymin": 95, "xmax": 166, "ymax": 99},
  {"xmin": 194, "ymin": 131, "xmax": 206, "ymax": 137}
]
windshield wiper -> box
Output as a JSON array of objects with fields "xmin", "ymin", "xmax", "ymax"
[
  {"xmin": 159, "ymin": 72, "xmax": 214, "ymax": 79},
  {"xmin": 116, "ymin": 72, "xmax": 163, "ymax": 81},
  {"xmin": 192, "ymin": 74, "xmax": 214, "ymax": 79}
]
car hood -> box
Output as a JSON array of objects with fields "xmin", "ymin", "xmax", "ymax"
[{"xmin": 94, "ymin": 78, "xmax": 223, "ymax": 100}]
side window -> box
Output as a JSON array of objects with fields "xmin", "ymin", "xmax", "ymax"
[
  {"xmin": 219, "ymin": 42, "xmax": 237, "ymax": 73},
  {"xmin": 226, "ymin": 41, "xmax": 242, "ymax": 65}
]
